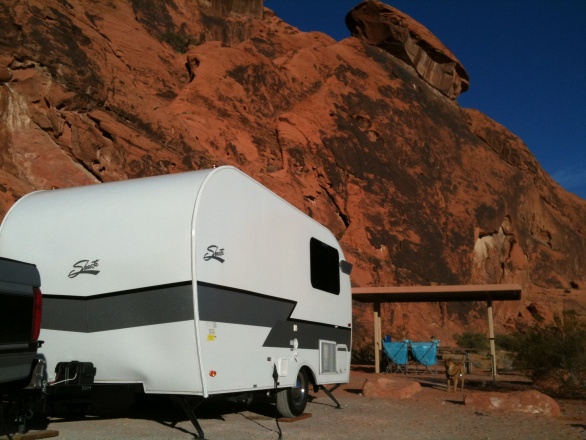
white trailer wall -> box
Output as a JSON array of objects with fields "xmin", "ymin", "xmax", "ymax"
[
  {"xmin": 192, "ymin": 168, "xmax": 352, "ymax": 394},
  {"xmin": 0, "ymin": 171, "xmax": 212, "ymax": 393},
  {"xmin": 0, "ymin": 167, "xmax": 352, "ymax": 396}
]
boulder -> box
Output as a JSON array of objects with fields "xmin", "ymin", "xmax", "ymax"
[
  {"xmin": 362, "ymin": 377, "xmax": 422, "ymax": 399},
  {"xmin": 464, "ymin": 390, "xmax": 561, "ymax": 416},
  {"xmin": 346, "ymin": 0, "xmax": 469, "ymax": 98}
]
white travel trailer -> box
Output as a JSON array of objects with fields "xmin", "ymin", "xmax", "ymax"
[{"xmin": 0, "ymin": 166, "xmax": 352, "ymax": 433}]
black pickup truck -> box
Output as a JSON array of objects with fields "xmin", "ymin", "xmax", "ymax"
[
  {"xmin": 0, "ymin": 257, "xmax": 44, "ymax": 392},
  {"xmin": 0, "ymin": 258, "xmax": 46, "ymax": 440}
]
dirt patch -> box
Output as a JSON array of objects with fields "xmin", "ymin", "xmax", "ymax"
[{"xmin": 4, "ymin": 367, "xmax": 585, "ymax": 439}]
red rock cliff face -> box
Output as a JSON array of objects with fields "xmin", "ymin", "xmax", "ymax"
[{"xmin": 0, "ymin": 0, "xmax": 585, "ymax": 351}]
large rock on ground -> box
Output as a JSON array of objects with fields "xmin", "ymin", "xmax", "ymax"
[
  {"xmin": 362, "ymin": 376, "xmax": 422, "ymax": 398},
  {"xmin": 464, "ymin": 390, "xmax": 561, "ymax": 416}
]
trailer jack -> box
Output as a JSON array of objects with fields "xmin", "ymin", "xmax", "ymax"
[
  {"xmin": 316, "ymin": 383, "xmax": 342, "ymax": 409},
  {"xmin": 174, "ymin": 396, "xmax": 206, "ymax": 439}
]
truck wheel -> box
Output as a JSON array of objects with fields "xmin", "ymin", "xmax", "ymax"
[{"xmin": 276, "ymin": 368, "xmax": 309, "ymax": 418}]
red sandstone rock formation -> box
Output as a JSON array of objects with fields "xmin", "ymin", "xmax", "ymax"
[
  {"xmin": 346, "ymin": 0, "xmax": 469, "ymax": 99},
  {"xmin": 0, "ymin": 0, "xmax": 585, "ymax": 352}
]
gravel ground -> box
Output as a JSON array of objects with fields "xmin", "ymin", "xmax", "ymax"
[{"xmin": 3, "ymin": 369, "xmax": 585, "ymax": 440}]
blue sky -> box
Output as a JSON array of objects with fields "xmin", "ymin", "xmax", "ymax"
[{"xmin": 264, "ymin": 1, "xmax": 586, "ymax": 200}]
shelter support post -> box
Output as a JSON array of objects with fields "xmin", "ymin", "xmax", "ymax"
[
  {"xmin": 373, "ymin": 302, "xmax": 382, "ymax": 373},
  {"xmin": 487, "ymin": 300, "xmax": 497, "ymax": 381}
]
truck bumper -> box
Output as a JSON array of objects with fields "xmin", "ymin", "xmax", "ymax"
[
  {"xmin": 0, "ymin": 351, "xmax": 45, "ymax": 391},
  {"xmin": 0, "ymin": 352, "xmax": 37, "ymax": 387}
]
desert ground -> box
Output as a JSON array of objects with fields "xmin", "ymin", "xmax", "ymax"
[{"xmin": 2, "ymin": 366, "xmax": 585, "ymax": 440}]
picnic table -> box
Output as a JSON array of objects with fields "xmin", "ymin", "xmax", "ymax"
[{"xmin": 437, "ymin": 347, "xmax": 476, "ymax": 374}]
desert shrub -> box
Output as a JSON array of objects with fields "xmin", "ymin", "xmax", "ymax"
[
  {"xmin": 351, "ymin": 343, "xmax": 374, "ymax": 364},
  {"xmin": 495, "ymin": 333, "xmax": 519, "ymax": 351},
  {"xmin": 495, "ymin": 350, "xmax": 515, "ymax": 370},
  {"xmin": 162, "ymin": 24, "xmax": 199, "ymax": 53},
  {"xmin": 511, "ymin": 310, "xmax": 586, "ymax": 389},
  {"xmin": 453, "ymin": 330, "xmax": 489, "ymax": 351}
]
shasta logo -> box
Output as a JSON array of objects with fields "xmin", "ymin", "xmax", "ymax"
[
  {"xmin": 203, "ymin": 245, "xmax": 225, "ymax": 263},
  {"xmin": 68, "ymin": 260, "xmax": 100, "ymax": 278}
]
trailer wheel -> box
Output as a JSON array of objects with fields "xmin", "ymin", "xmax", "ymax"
[{"xmin": 276, "ymin": 368, "xmax": 309, "ymax": 418}]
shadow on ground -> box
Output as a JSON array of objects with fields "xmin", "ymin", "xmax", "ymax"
[{"xmin": 1, "ymin": 385, "xmax": 285, "ymax": 439}]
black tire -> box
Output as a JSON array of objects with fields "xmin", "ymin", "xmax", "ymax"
[{"xmin": 276, "ymin": 368, "xmax": 309, "ymax": 418}]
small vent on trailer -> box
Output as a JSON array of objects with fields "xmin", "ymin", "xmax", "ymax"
[
  {"xmin": 278, "ymin": 358, "xmax": 288, "ymax": 377},
  {"xmin": 320, "ymin": 340, "xmax": 336, "ymax": 374}
]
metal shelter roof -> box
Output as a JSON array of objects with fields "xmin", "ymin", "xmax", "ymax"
[{"xmin": 352, "ymin": 284, "xmax": 522, "ymax": 303}]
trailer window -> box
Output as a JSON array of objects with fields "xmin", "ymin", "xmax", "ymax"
[{"xmin": 310, "ymin": 238, "xmax": 340, "ymax": 294}]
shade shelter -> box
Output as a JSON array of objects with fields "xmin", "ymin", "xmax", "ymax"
[{"xmin": 352, "ymin": 284, "xmax": 522, "ymax": 379}]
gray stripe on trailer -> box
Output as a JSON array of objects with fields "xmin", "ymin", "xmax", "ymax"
[
  {"xmin": 262, "ymin": 320, "xmax": 352, "ymax": 349},
  {"xmin": 42, "ymin": 282, "xmax": 194, "ymax": 332},
  {"xmin": 41, "ymin": 281, "xmax": 351, "ymax": 349},
  {"xmin": 197, "ymin": 282, "xmax": 296, "ymax": 327},
  {"xmin": 197, "ymin": 282, "xmax": 351, "ymax": 348}
]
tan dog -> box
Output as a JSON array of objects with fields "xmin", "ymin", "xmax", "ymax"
[{"xmin": 444, "ymin": 359, "xmax": 465, "ymax": 392}]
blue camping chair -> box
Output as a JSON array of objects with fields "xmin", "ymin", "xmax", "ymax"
[
  {"xmin": 382, "ymin": 340, "xmax": 410, "ymax": 374},
  {"xmin": 410, "ymin": 340, "xmax": 439, "ymax": 374}
]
